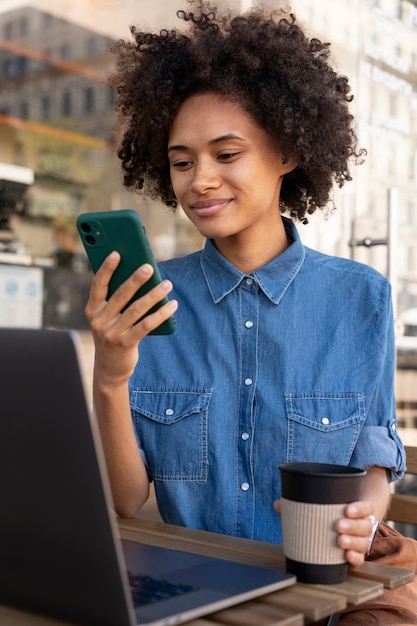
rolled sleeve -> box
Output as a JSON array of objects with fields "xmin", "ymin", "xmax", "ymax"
[{"xmin": 350, "ymin": 422, "xmax": 406, "ymax": 482}]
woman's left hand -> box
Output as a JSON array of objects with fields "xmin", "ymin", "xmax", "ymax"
[
  {"xmin": 335, "ymin": 466, "xmax": 391, "ymax": 567},
  {"xmin": 273, "ymin": 497, "xmax": 380, "ymax": 568},
  {"xmin": 274, "ymin": 466, "xmax": 389, "ymax": 568},
  {"xmin": 335, "ymin": 501, "xmax": 376, "ymax": 567}
]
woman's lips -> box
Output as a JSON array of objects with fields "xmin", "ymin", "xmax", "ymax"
[{"xmin": 191, "ymin": 199, "xmax": 231, "ymax": 217}]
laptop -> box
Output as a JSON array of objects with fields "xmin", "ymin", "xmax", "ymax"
[{"xmin": 0, "ymin": 328, "xmax": 295, "ymax": 626}]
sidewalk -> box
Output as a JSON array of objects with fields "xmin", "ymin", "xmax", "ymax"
[{"xmin": 76, "ymin": 330, "xmax": 161, "ymax": 522}]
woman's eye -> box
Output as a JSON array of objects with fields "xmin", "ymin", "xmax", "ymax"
[
  {"xmin": 218, "ymin": 152, "xmax": 240, "ymax": 161},
  {"xmin": 172, "ymin": 160, "xmax": 193, "ymax": 169}
]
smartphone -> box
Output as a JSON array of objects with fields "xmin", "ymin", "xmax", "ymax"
[{"xmin": 76, "ymin": 210, "xmax": 176, "ymax": 335}]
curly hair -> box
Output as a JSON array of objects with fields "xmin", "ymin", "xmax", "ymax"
[{"xmin": 110, "ymin": 1, "xmax": 365, "ymax": 223}]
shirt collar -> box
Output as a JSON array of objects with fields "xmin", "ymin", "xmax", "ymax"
[{"xmin": 200, "ymin": 217, "xmax": 306, "ymax": 304}]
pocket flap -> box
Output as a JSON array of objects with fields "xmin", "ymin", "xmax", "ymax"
[
  {"xmin": 285, "ymin": 392, "xmax": 365, "ymax": 431},
  {"xmin": 131, "ymin": 389, "xmax": 211, "ymax": 424}
]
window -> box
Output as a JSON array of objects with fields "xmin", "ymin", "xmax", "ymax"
[
  {"xmin": 17, "ymin": 57, "xmax": 31, "ymax": 75},
  {"xmin": 41, "ymin": 96, "xmax": 51, "ymax": 119},
  {"xmin": 4, "ymin": 22, "xmax": 13, "ymax": 40},
  {"xmin": 62, "ymin": 91, "xmax": 72, "ymax": 117},
  {"xmin": 408, "ymin": 245, "xmax": 416, "ymax": 274},
  {"xmin": 3, "ymin": 59, "xmax": 15, "ymax": 78},
  {"xmin": 87, "ymin": 37, "xmax": 99, "ymax": 56},
  {"xmin": 396, "ymin": 0, "xmax": 404, "ymax": 20},
  {"xmin": 19, "ymin": 102, "xmax": 29, "ymax": 119},
  {"xmin": 42, "ymin": 49, "xmax": 53, "ymax": 71},
  {"xmin": 60, "ymin": 44, "xmax": 72, "ymax": 60},
  {"xmin": 19, "ymin": 17, "xmax": 29, "ymax": 36},
  {"xmin": 43, "ymin": 14, "xmax": 53, "ymax": 29},
  {"xmin": 84, "ymin": 86, "xmax": 95, "ymax": 113},
  {"xmin": 388, "ymin": 142, "xmax": 396, "ymax": 176},
  {"xmin": 407, "ymin": 202, "xmax": 415, "ymax": 226},
  {"xmin": 389, "ymin": 93, "xmax": 398, "ymax": 117},
  {"xmin": 409, "ymin": 149, "xmax": 416, "ymax": 181},
  {"xmin": 107, "ymin": 87, "xmax": 116, "ymax": 108}
]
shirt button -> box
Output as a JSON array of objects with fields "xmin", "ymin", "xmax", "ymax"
[
  {"xmin": 321, "ymin": 417, "xmax": 330, "ymax": 425},
  {"xmin": 241, "ymin": 482, "xmax": 250, "ymax": 491},
  {"xmin": 241, "ymin": 432, "xmax": 250, "ymax": 441},
  {"xmin": 245, "ymin": 320, "xmax": 254, "ymax": 329},
  {"xmin": 165, "ymin": 408, "xmax": 174, "ymax": 416},
  {"xmin": 244, "ymin": 378, "xmax": 253, "ymax": 386},
  {"xmin": 392, "ymin": 423, "xmax": 397, "ymax": 431},
  {"xmin": 245, "ymin": 277, "xmax": 253, "ymax": 285}
]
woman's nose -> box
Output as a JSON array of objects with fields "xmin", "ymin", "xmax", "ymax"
[{"xmin": 190, "ymin": 161, "xmax": 221, "ymax": 194}]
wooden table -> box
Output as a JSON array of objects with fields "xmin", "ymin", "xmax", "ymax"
[
  {"xmin": 0, "ymin": 518, "xmax": 414, "ymax": 626},
  {"xmin": 118, "ymin": 519, "xmax": 414, "ymax": 626}
]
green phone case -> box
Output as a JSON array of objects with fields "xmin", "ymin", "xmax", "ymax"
[{"xmin": 76, "ymin": 210, "xmax": 176, "ymax": 335}]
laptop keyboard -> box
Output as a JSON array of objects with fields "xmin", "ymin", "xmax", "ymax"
[{"xmin": 128, "ymin": 572, "xmax": 198, "ymax": 607}]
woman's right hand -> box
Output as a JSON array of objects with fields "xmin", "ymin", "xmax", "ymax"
[{"xmin": 85, "ymin": 251, "xmax": 178, "ymax": 386}]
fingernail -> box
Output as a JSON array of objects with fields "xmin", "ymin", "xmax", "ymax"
[
  {"xmin": 160, "ymin": 280, "xmax": 172, "ymax": 292},
  {"xmin": 347, "ymin": 504, "xmax": 359, "ymax": 516},
  {"xmin": 139, "ymin": 263, "xmax": 152, "ymax": 276}
]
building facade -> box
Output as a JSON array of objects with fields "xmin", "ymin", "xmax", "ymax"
[
  {"xmin": 0, "ymin": 0, "xmax": 417, "ymax": 312},
  {"xmin": 290, "ymin": 0, "xmax": 417, "ymax": 314},
  {"xmin": 0, "ymin": 6, "xmax": 119, "ymax": 256}
]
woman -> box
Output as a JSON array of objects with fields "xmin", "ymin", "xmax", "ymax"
[{"xmin": 85, "ymin": 3, "xmax": 417, "ymax": 623}]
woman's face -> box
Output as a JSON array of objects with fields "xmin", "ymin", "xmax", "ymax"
[{"xmin": 167, "ymin": 92, "xmax": 296, "ymax": 246}]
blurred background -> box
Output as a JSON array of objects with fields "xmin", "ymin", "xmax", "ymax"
[{"xmin": 1, "ymin": 0, "xmax": 417, "ymax": 447}]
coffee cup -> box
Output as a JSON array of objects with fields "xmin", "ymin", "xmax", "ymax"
[{"xmin": 279, "ymin": 462, "xmax": 367, "ymax": 584}]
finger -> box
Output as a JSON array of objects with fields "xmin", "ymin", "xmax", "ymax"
[
  {"xmin": 337, "ymin": 513, "xmax": 375, "ymax": 567},
  {"xmin": 344, "ymin": 501, "xmax": 373, "ymax": 519},
  {"xmin": 336, "ymin": 515, "xmax": 374, "ymax": 539},
  {"xmin": 105, "ymin": 263, "xmax": 155, "ymax": 318},
  {"xmin": 126, "ymin": 279, "xmax": 177, "ymax": 333},
  {"xmin": 273, "ymin": 500, "xmax": 282, "ymax": 514},
  {"xmin": 117, "ymin": 275, "xmax": 173, "ymax": 324},
  {"xmin": 85, "ymin": 251, "xmax": 121, "ymax": 319},
  {"xmin": 131, "ymin": 298, "xmax": 178, "ymax": 338},
  {"xmin": 98, "ymin": 295, "xmax": 178, "ymax": 354},
  {"xmin": 344, "ymin": 549, "xmax": 366, "ymax": 568},
  {"xmin": 338, "ymin": 529, "xmax": 371, "ymax": 553}
]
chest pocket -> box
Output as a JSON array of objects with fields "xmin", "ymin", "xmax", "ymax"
[
  {"xmin": 285, "ymin": 392, "xmax": 366, "ymax": 465},
  {"xmin": 131, "ymin": 389, "xmax": 211, "ymax": 482}
]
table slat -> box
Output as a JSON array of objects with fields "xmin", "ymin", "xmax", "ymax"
[
  {"xmin": 183, "ymin": 619, "xmax": 227, "ymax": 626},
  {"xmin": 119, "ymin": 519, "xmax": 285, "ymax": 567},
  {"xmin": 0, "ymin": 605, "xmax": 79, "ymax": 625},
  {"xmin": 349, "ymin": 561, "xmax": 415, "ymax": 589},
  {"xmin": 260, "ymin": 585, "xmax": 345, "ymax": 622},
  {"xmin": 204, "ymin": 599, "xmax": 303, "ymax": 626},
  {"xmin": 313, "ymin": 576, "xmax": 384, "ymax": 605}
]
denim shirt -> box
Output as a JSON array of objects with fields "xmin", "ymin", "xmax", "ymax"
[{"xmin": 129, "ymin": 218, "xmax": 405, "ymax": 544}]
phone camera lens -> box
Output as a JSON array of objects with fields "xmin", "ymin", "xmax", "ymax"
[
  {"xmin": 85, "ymin": 234, "xmax": 96, "ymax": 245},
  {"xmin": 80, "ymin": 222, "xmax": 91, "ymax": 233}
]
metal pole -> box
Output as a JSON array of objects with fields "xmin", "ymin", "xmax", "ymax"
[{"xmin": 387, "ymin": 187, "xmax": 399, "ymax": 320}]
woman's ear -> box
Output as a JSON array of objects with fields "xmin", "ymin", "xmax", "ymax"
[{"xmin": 281, "ymin": 155, "xmax": 299, "ymax": 175}]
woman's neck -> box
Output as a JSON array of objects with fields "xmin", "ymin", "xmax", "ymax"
[{"xmin": 213, "ymin": 217, "xmax": 291, "ymax": 274}]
